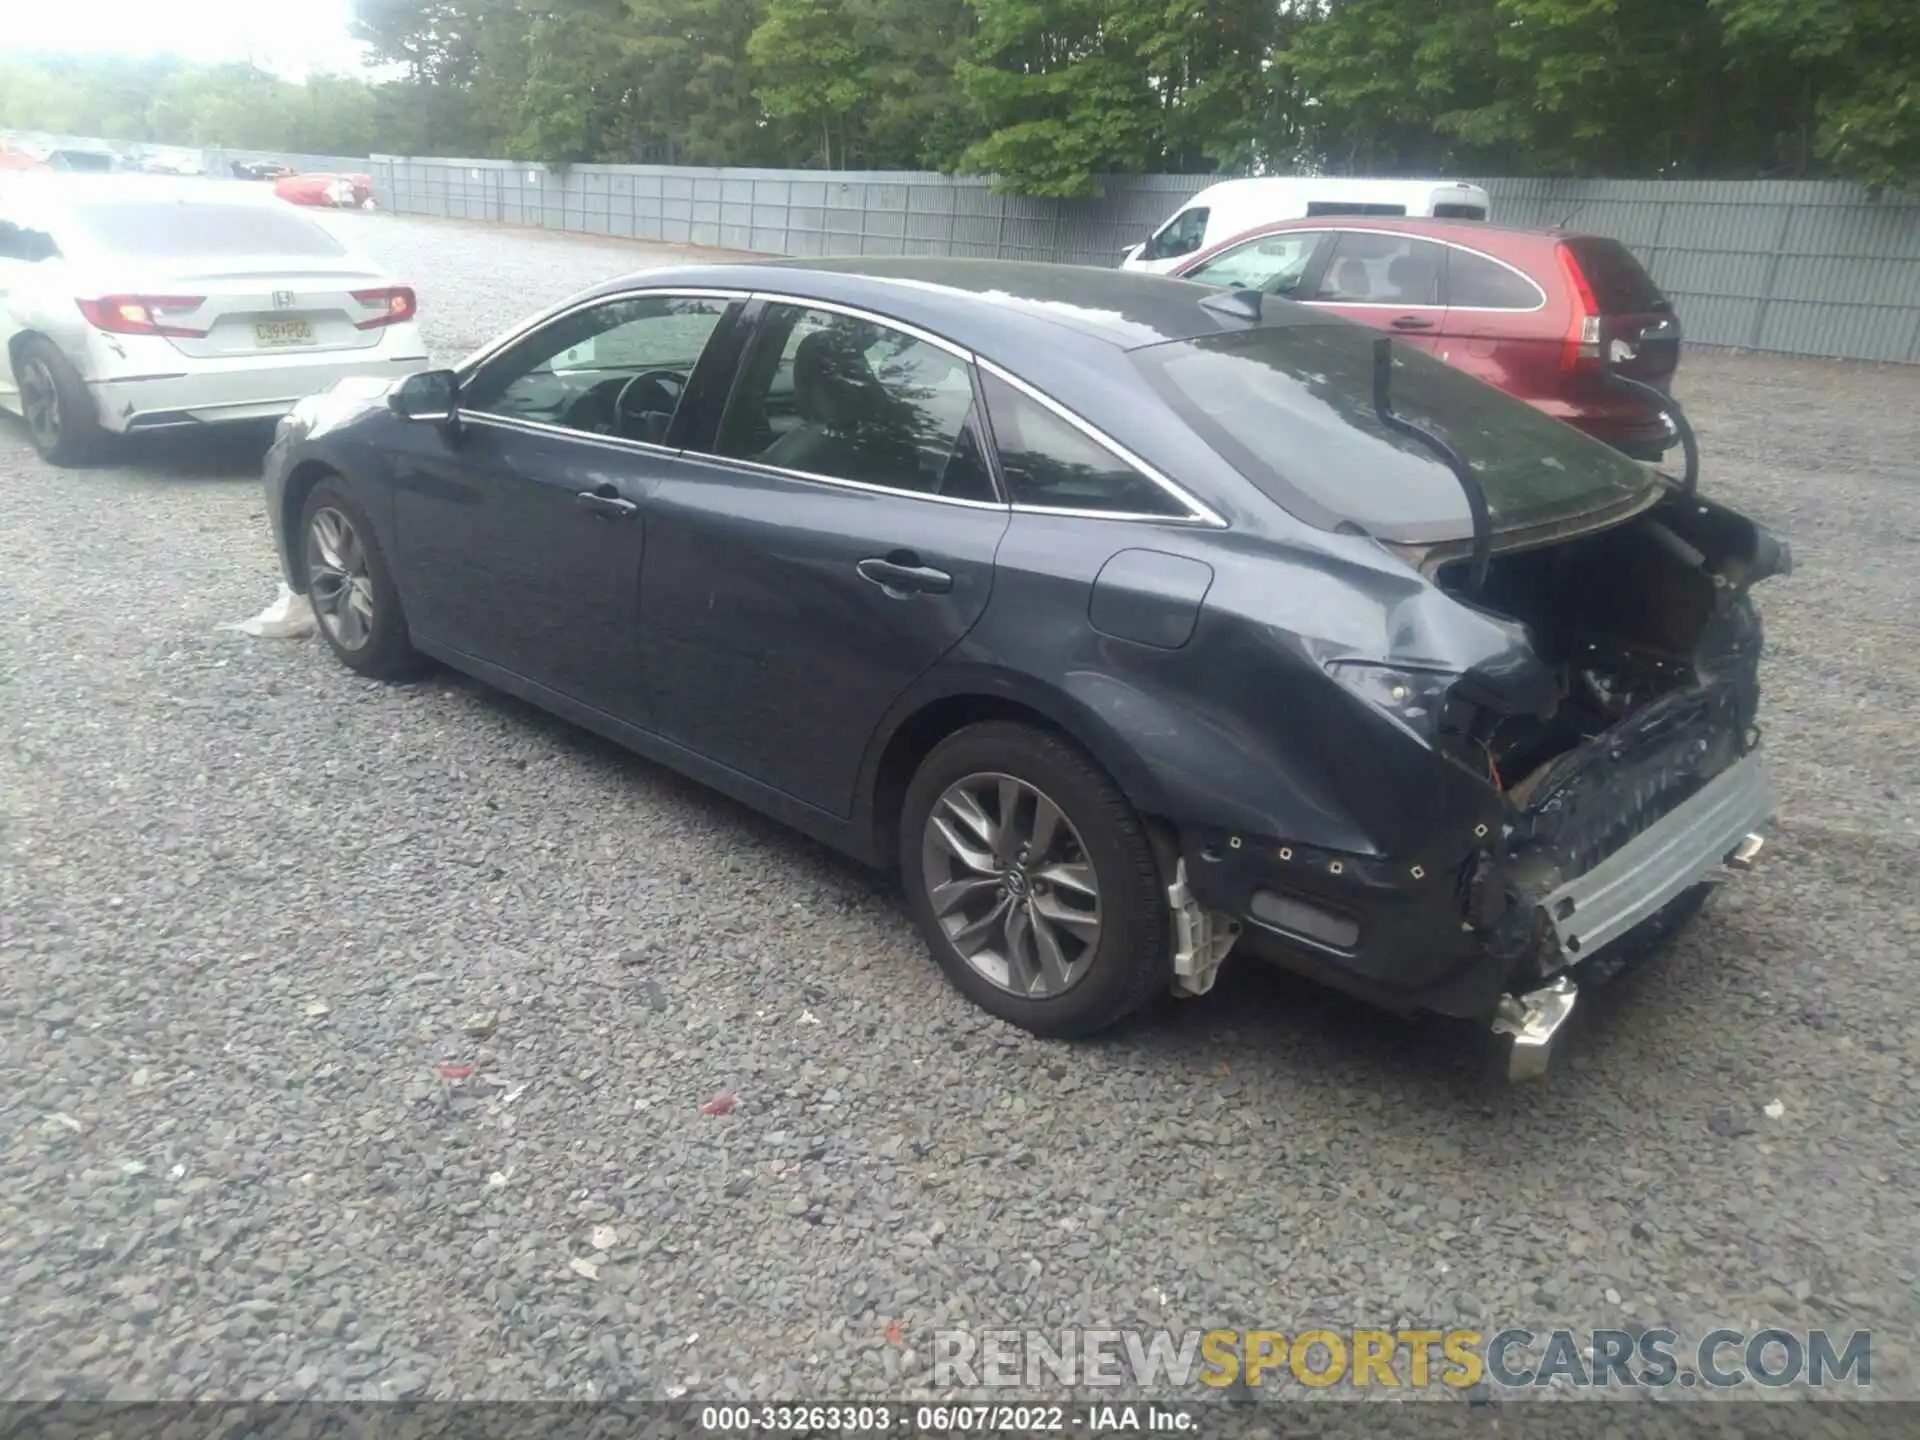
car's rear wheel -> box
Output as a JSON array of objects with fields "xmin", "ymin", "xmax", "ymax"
[
  {"xmin": 900, "ymin": 721, "xmax": 1170, "ymax": 1037},
  {"xmin": 299, "ymin": 480, "xmax": 422, "ymax": 680},
  {"xmin": 16, "ymin": 339, "xmax": 105, "ymax": 467}
]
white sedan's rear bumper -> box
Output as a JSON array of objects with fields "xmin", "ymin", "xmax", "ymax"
[{"xmin": 81, "ymin": 326, "xmax": 430, "ymax": 434}]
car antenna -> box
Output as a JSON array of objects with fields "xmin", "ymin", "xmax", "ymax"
[
  {"xmin": 1198, "ymin": 288, "xmax": 1265, "ymax": 322},
  {"xmin": 1601, "ymin": 331, "xmax": 1698, "ymax": 496},
  {"xmin": 1371, "ymin": 336, "xmax": 1492, "ymax": 594}
]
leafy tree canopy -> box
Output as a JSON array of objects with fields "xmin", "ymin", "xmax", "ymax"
[{"xmin": 1, "ymin": 1, "xmax": 1912, "ymax": 193}]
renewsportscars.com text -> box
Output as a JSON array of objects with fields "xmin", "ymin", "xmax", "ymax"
[{"xmin": 932, "ymin": 1327, "xmax": 1872, "ymax": 1391}]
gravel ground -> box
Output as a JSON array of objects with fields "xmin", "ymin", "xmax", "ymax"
[{"xmin": 2, "ymin": 213, "xmax": 1917, "ymax": 1405}]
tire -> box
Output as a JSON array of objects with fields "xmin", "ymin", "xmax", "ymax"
[
  {"xmin": 298, "ymin": 479, "xmax": 423, "ymax": 680},
  {"xmin": 15, "ymin": 338, "xmax": 106, "ymax": 466},
  {"xmin": 900, "ymin": 721, "xmax": 1171, "ymax": 1037}
]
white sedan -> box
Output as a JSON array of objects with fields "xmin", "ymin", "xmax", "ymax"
[{"xmin": 0, "ymin": 174, "xmax": 428, "ymax": 465}]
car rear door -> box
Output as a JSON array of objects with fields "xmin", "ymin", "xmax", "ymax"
[
  {"xmin": 1433, "ymin": 243, "xmax": 1558, "ymax": 397},
  {"xmin": 1304, "ymin": 230, "xmax": 1448, "ymax": 353},
  {"xmin": 638, "ymin": 298, "xmax": 1009, "ymax": 818}
]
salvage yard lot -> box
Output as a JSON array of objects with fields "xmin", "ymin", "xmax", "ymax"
[{"xmin": 1, "ymin": 213, "xmax": 1916, "ymax": 1400}]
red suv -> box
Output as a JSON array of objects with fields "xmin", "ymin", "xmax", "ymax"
[{"xmin": 1170, "ymin": 217, "xmax": 1681, "ymax": 460}]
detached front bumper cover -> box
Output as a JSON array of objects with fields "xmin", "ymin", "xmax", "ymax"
[{"xmin": 1540, "ymin": 751, "xmax": 1775, "ymax": 961}]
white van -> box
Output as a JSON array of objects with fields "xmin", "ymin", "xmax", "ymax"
[{"xmin": 1119, "ymin": 177, "xmax": 1492, "ymax": 273}]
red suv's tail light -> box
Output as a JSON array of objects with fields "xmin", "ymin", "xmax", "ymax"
[
  {"xmin": 351, "ymin": 286, "xmax": 417, "ymax": 329},
  {"xmin": 1555, "ymin": 244, "xmax": 1603, "ymax": 371},
  {"xmin": 76, "ymin": 295, "xmax": 208, "ymax": 338}
]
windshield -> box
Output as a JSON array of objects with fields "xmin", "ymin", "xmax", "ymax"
[
  {"xmin": 1133, "ymin": 322, "xmax": 1654, "ymax": 542},
  {"xmin": 66, "ymin": 200, "xmax": 347, "ymax": 259}
]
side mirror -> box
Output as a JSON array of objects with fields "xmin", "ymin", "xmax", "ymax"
[{"xmin": 390, "ymin": 369, "xmax": 459, "ymax": 424}]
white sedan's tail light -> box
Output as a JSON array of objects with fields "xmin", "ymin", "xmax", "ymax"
[
  {"xmin": 350, "ymin": 286, "xmax": 418, "ymax": 330},
  {"xmin": 76, "ymin": 295, "xmax": 209, "ymax": 338}
]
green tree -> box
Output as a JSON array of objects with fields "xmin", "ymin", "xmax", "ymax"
[
  {"xmin": 748, "ymin": 0, "xmax": 868, "ymax": 167},
  {"xmin": 1715, "ymin": 0, "xmax": 1920, "ymax": 189}
]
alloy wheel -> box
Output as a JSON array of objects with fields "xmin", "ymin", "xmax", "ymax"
[
  {"xmin": 305, "ymin": 506, "xmax": 376, "ymax": 651},
  {"xmin": 20, "ymin": 358, "xmax": 60, "ymax": 452},
  {"xmin": 920, "ymin": 772, "xmax": 1102, "ymax": 998}
]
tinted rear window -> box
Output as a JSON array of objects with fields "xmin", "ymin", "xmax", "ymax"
[
  {"xmin": 1561, "ymin": 236, "xmax": 1667, "ymax": 314},
  {"xmin": 68, "ymin": 200, "xmax": 346, "ymax": 259},
  {"xmin": 1133, "ymin": 323, "xmax": 1652, "ymax": 542}
]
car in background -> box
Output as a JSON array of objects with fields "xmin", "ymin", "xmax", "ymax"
[
  {"xmin": 133, "ymin": 146, "xmax": 207, "ymax": 177},
  {"xmin": 1171, "ymin": 217, "xmax": 1682, "ymax": 460},
  {"xmin": 232, "ymin": 160, "xmax": 297, "ymax": 182},
  {"xmin": 262, "ymin": 259, "xmax": 1783, "ymax": 1077},
  {"xmin": 0, "ymin": 175, "xmax": 426, "ymax": 465},
  {"xmin": 276, "ymin": 172, "xmax": 377, "ymax": 210},
  {"xmin": 44, "ymin": 147, "xmax": 120, "ymax": 174},
  {"xmin": 1120, "ymin": 177, "xmax": 1490, "ymax": 274}
]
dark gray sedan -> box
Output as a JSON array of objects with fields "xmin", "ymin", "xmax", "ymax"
[{"xmin": 262, "ymin": 259, "xmax": 1787, "ymax": 1078}]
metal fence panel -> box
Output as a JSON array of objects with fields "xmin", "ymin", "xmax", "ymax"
[{"xmin": 27, "ymin": 126, "xmax": 1915, "ymax": 364}]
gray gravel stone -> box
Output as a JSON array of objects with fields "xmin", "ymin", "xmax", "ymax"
[{"xmin": 0, "ymin": 214, "xmax": 1916, "ymax": 1403}]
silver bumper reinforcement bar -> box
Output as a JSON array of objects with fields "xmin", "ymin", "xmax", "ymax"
[
  {"xmin": 1492, "ymin": 752, "xmax": 1774, "ymax": 1082},
  {"xmin": 1539, "ymin": 751, "xmax": 1775, "ymax": 961}
]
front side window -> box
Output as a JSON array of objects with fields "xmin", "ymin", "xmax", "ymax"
[
  {"xmin": 1142, "ymin": 207, "xmax": 1210, "ymax": 261},
  {"xmin": 981, "ymin": 371, "xmax": 1189, "ymax": 518},
  {"xmin": 462, "ymin": 295, "xmax": 730, "ymax": 444},
  {"xmin": 1312, "ymin": 232, "xmax": 1444, "ymax": 306},
  {"xmin": 714, "ymin": 304, "xmax": 993, "ymax": 502},
  {"xmin": 1182, "ymin": 231, "xmax": 1327, "ymax": 296}
]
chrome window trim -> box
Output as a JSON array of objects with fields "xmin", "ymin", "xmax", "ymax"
[
  {"xmin": 743, "ymin": 292, "xmax": 977, "ymax": 363},
  {"xmin": 976, "ymin": 358, "xmax": 1226, "ymax": 528},
  {"xmin": 1304, "ymin": 228, "xmax": 1548, "ymax": 313},
  {"xmin": 457, "ymin": 287, "xmax": 749, "ymax": 382},
  {"xmin": 680, "ymin": 449, "xmax": 1011, "ymax": 513},
  {"xmin": 462, "ymin": 408, "xmax": 683, "ymax": 459}
]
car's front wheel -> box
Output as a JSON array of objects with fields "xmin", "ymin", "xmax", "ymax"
[
  {"xmin": 16, "ymin": 338, "xmax": 105, "ymax": 467},
  {"xmin": 900, "ymin": 721, "xmax": 1171, "ymax": 1037},
  {"xmin": 299, "ymin": 479, "xmax": 422, "ymax": 680}
]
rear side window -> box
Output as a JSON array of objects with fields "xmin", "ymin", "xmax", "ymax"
[
  {"xmin": 0, "ymin": 218, "xmax": 60, "ymax": 262},
  {"xmin": 1142, "ymin": 207, "xmax": 1210, "ymax": 261},
  {"xmin": 981, "ymin": 372, "xmax": 1188, "ymax": 518},
  {"xmin": 1446, "ymin": 250, "xmax": 1544, "ymax": 310},
  {"xmin": 1305, "ymin": 201, "xmax": 1408, "ymax": 218},
  {"xmin": 716, "ymin": 304, "xmax": 993, "ymax": 502},
  {"xmin": 1560, "ymin": 236, "xmax": 1668, "ymax": 314},
  {"xmin": 1313, "ymin": 232, "xmax": 1444, "ymax": 305},
  {"xmin": 67, "ymin": 201, "xmax": 346, "ymax": 259}
]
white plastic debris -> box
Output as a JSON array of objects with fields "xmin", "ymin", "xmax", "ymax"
[
  {"xmin": 224, "ymin": 583, "xmax": 316, "ymax": 639},
  {"xmin": 1763, "ymin": 1098, "xmax": 1785, "ymax": 1120},
  {"xmin": 591, "ymin": 1224, "xmax": 618, "ymax": 1251}
]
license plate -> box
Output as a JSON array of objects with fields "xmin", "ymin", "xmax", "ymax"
[{"xmin": 254, "ymin": 320, "xmax": 316, "ymax": 348}]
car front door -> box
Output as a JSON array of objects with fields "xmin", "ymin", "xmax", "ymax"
[
  {"xmin": 1305, "ymin": 230, "xmax": 1448, "ymax": 354},
  {"xmin": 391, "ymin": 291, "xmax": 737, "ymax": 723},
  {"xmin": 639, "ymin": 299, "xmax": 1009, "ymax": 817}
]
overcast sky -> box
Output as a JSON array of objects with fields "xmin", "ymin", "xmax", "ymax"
[{"xmin": 14, "ymin": 0, "xmax": 370, "ymax": 79}]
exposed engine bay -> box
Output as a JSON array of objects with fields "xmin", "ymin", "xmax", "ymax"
[{"xmin": 1432, "ymin": 487, "xmax": 1788, "ymax": 993}]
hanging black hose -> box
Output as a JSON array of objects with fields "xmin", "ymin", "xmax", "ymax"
[
  {"xmin": 1371, "ymin": 335, "xmax": 1492, "ymax": 595},
  {"xmin": 1602, "ymin": 331, "xmax": 1699, "ymax": 497}
]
